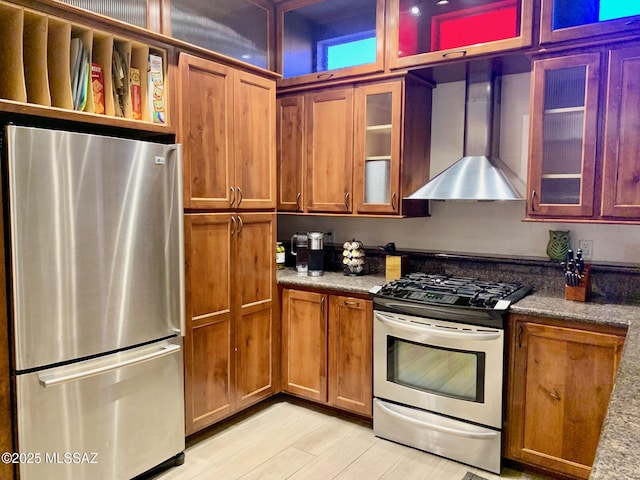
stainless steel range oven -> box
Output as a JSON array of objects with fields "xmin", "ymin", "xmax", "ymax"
[{"xmin": 372, "ymin": 273, "xmax": 532, "ymax": 474}]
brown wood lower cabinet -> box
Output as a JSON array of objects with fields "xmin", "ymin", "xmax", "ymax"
[
  {"xmin": 184, "ymin": 213, "xmax": 277, "ymax": 435},
  {"xmin": 281, "ymin": 288, "xmax": 373, "ymax": 416},
  {"xmin": 505, "ymin": 314, "xmax": 626, "ymax": 479}
]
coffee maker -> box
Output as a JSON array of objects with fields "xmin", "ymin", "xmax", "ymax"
[
  {"xmin": 307, "ymin": 232, "xmax": 325, "ymax": 277},
  {"xmin": 290, "ymin": 233, "xmax": 308, "ymax": 274}
]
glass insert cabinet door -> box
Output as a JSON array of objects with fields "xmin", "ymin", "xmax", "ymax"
[
  {"xmin": 527, "ymin": 53, "xmax": 601, "ymax": 218},
  {"xmin": 540, "ymin": 0, "xmax": 640, "ymax": 44},
  {"xmin": 56, "ymin": 0, "xmax": 149, "ymax": 28},
  {"xmin": 168, "ymin": 0, "xmax": 271, "ymax": 70},
  {"xmin": 354, "ymin": 82, "xmax": 402, "ymax": 214},
  {"xmin": 388, "ymin": 0, "xmax": 533, "ymax": 69},
  {"xmin": 277, "ymin": 0, "xmax": 385, "ymax": 87}
]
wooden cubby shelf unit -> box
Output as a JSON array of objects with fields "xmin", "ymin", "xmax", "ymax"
[{"xmin": 0, "ymin": 0, "xmax": 169, "ymax": 133}]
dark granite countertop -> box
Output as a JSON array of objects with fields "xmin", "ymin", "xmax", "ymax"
[{"xmin": 276, "ymin": 270, "xmax": 640, "ymax": 479}]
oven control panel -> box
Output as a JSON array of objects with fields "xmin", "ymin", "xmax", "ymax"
[{"xmin": 406, "ymin": 291, "xmax": 458, "ymax": 304}]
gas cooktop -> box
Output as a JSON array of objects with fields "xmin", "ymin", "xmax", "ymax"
[{"xmin": 375, "ymin": 272, "xmax": 533, "ymax": 310}]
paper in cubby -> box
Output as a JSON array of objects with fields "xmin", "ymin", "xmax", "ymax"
[
  {"xmin": 111, "ymin": 45, "xmax": 130, "ymax": 118},
  {"xmin": 70, "ymin": 37, "xmax": 89, "ymax": 111}
]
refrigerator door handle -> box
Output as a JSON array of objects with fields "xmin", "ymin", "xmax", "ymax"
[
  {"xmin": 38, "ymin": 344, "xmax": 181, "ymax": 388},
  {"xmin": 169, "ymin": 143, "xmax": 186, "ymax": 337}
]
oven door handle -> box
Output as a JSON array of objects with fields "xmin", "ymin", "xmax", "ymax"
[
  {"xmin": 375, "ymin": 312, "xmax": 501, "ymax": 341},
  {"xmin": 377, "ymin": 401, "xmax": 499, "ymax": 440}
]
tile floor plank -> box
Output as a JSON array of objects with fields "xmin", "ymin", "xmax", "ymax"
[{"xmin": 150, "ymin": 399, "xmax": 551, "ymax": 480}]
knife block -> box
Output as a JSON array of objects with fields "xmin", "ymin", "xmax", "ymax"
[{"xmin": 565, "ymin": 264, "xmax": 591, "ymax": 302}]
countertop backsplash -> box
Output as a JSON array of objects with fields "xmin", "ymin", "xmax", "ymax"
[{"xmin": 281, "ymin": 242, "xmax": 640, "ymax": 305}]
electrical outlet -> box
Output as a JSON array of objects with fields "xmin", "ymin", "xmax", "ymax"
[
  {"xmin": 578, "ymin": 239, "xmax": 593, "ymax": 260},
  {"xmin": 325, "ymin": 228, "xmax": 335, "ymax": 244}
]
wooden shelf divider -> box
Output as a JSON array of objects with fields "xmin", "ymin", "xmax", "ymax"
[
  {"xmin": 0, "ymin": 3, "xmax": 27, "ymax": 103},
  {"xmin": 0, "ymin": 0, "xmax": 170, "ymax": 131}
]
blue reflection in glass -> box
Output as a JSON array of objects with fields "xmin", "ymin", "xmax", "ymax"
[{"xmin": 599, "ymin": 1, "xmax": 640, "ymax": 21}]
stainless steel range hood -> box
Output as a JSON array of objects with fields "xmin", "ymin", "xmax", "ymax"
[{"xmin": 406, "ymin": 66, "xmax": 525, "ymax": 201}]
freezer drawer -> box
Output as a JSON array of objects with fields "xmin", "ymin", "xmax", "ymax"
[{"xmin": 16, "ymin": 338, "xmax": 185, "ymax": 480}]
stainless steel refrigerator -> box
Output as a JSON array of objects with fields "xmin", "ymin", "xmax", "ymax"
[{"xmin": 5, "ymin": 125, "xmax": 186, "ymax": 480}]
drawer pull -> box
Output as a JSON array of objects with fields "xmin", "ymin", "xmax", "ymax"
[{"xmin": 442, "ymin": 50, "xmax": 467, "ymax": 58}]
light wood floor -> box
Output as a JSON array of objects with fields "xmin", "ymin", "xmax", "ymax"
[{"xmin": 149, "ymin": 398, "xmax": 552, "ymax": 480}]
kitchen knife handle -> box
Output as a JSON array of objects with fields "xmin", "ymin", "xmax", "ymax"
[
  {"xmin": 295, "ymin": 192, "xmax": 302, "ymax": 211},
  {"xmin": 230, "ymin": 187, "xmax": 236, "ymax": 207},
  {"xmin": 237, "ymin": 186, "xmax": 243, "ymax": 206},
  {"xmin": 231, "ymin": 216, "xmax": 237, "ymax": 236},
  {"xmin": 391, "ymin": 192, "xmax": 397, "ymax": 210}
]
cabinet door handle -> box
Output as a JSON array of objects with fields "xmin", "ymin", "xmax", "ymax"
[
  {"xmin": 320, "ymin": 297, "xmax": 325, "ymax": 315},
  {"xmin": 237, "ymin": 215, "xmax": 243, "ymax": 235},
  {"xmin": 392, "ymin": 192, "xmax": 397, "ymax": 210},
  {"xmin": 230, "ymin": 187, "xmax": 236, "ymax": 207},
  {"xmin": 531, "ymin": 190, "xmax": 536, "ymax": 212},
  {"xmin": 231, "ymin": 216, "xmax": 237, "ymax": 236},
  {"xmin": 518, "ymin": 325, "xmax": 523, "ymax": 348},
  {"xmin": 549, "ymin": 390, "xmax": 561, "ymax": 401},
  {"xmin": 344, "ymin": 300, "xmax": 359, "ymax": 307},
  {"xmin": 317, "ymin": 73, "xmax": 334, "ymax": 80},
  {"xmin": 296, "ymin": 192, "xmax": 302, "ymax": 211},
  {"xmin": 345, "ymin": 192, "xmax": 350, "ymax": 209},
  {"xmin": 442, "ymin": 50, "xmax": 467, "ymax": 58},
  {"xmin": 237, "ymin": 186, "xmax": 243, "ymax": 206}
]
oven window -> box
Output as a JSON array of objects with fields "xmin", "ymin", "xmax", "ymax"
[{"xmin": 387, "ymin": 337, "xmax": 485, "ymax": 402}]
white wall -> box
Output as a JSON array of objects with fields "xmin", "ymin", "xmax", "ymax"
[{"xmin": 278, "ymin": 73, "xmax": 640, "ymax": 264}]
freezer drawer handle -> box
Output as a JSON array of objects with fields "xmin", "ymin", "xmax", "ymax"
[
  {"xmin": 375, "ymin": 312, "xmax": 501, "ymax": 341},
  {"xmin": 377, "ymin": 401, "xmax": 499, "ymax": 440},
  {"xmin": 38, "ymin": 344, "xmax": 181, "ymax": 387}
]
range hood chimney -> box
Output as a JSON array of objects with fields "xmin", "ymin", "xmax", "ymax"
[{"xmin": 406, "ymin": 64, "xmax": 525, "ymax": 201}]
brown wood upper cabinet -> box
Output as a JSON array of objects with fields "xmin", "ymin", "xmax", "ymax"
[
  {"xmin": 276, "ymin": 0, "xmax": 385, "ymax": 88},
  {"xmin": 527, "ymin": 42, "xmax": 640, "ymax": 222},
  {"xmin": 183, "ymin": 212, "xmax": 276, "ymax": 434},
  {"xmin": 281, "ymin": 288, "xmax": 373, "ymax": 416},
  {"xmin": 178, "ymin": 53, "xmax": 276, "ymax": 210},
  {"xmin": 386, "ymin": 0, "xmax": 533, "ymax": 70},
  {"xmin": 277, "ymin": 75, "xmax": 432, "ymax": 216},
  {"xmin": 540, "ymin": 0, "xmax": 640, "ymax": 45},
  {"xmin": 505, "ymin": 314, "xmax": 626, "ymax": 479}
]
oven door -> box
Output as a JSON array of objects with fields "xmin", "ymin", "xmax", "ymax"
[{"xmin": 373, "ymin": 310, "xmax": 504, "ymax": 428}]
